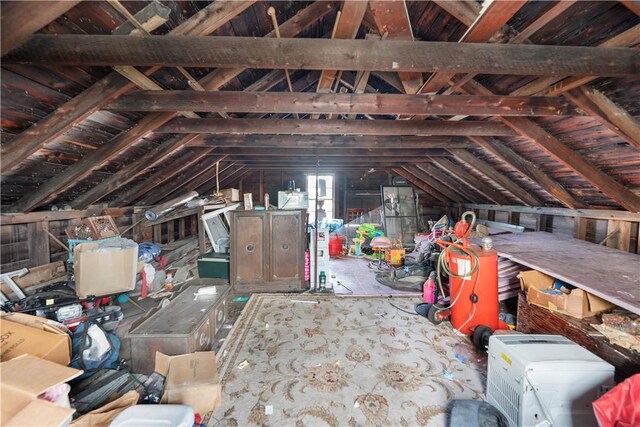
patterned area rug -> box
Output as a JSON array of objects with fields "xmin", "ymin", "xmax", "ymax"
[{"xmin": 209, "ymin": 295, "xmax": 487, "ymax": 427}]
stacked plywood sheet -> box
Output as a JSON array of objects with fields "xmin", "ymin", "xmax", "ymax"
[{"xmin": 498, "ymin": 256, "xmax": 527, "ymax": 301}]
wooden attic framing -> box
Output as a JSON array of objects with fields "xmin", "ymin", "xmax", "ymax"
[{"xmin": 1, "ymin": 0, "xmax": 639, "ymax": 215}]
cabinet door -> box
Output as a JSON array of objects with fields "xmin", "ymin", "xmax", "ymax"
[
  {"xmin": 270, "ymin": 212, "xmax": 302, "ymax": 283},
  {"xmin": 232, "ymin": 213, "xmax": 265, "ymax": 285}
]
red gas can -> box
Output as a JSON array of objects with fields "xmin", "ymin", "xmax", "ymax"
[{"xmin": 447, "ymin": 244, "xmax": 499, "ymax": 335}]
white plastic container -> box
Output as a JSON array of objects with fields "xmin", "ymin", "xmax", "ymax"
[{"xmin": 109, "ymin": 404, "xmax": 194, "ymax": 427}]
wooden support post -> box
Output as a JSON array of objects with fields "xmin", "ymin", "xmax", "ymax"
[
  {"xmin": 198, "ymin": 206, "xmax": 206, "ymax": 253},
  {"xmin": 178, "ymin": 217, "xmax": 186, "ymax": 240},
  {"xmin": 153, "ymin": 224, "xmax": 162, "ymax": 244},
  {"xmin": 167, "ymin": 220, "xmax": 175, "ymax": 243},
  {"xmin": 190, "ymin": 214, "xmax": 198, "ymax": 238},
  {"xmin": 509, "ymin": 212, "xmax": 520, "ymax": 226},
  {"xmin": 259, "ymin": 171, "xmax": 264, "ymax": 204},
  {"xmin": 607, "ymin": 220, "xmax": 631, "ymax": 252},
  {"xmin": 27, "ymin": 221, "xmax": 50, "ymax": 267},
  {"xmin": 574, "ymin": 217, "xmax": 589, "ymax": 240}
]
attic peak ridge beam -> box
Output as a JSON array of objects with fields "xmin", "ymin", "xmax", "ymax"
[
  {"xmin": 156, "ymin": 118, "xmax": 517, "ymax": 137},
  {"xmin": 106, "ymin": 92, "xmax": 582, "ymax": 117},
  {"xmin": 6, "ymin": 36, "xmax": 639, "ymax": 77}
]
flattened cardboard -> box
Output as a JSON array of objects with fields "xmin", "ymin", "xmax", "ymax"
[
  {"xmin": 155, "ymin": 351, "xmax": 221, "ymax": 414},
  {"xmin": 518, "ymin": 270, "xmax": 615, "ymax": 319},
  {"xmin": 70, "ymin": 390, "xmax": 139, "ymax": 427},
  {"xmin": 0, "ymin": 313, "xmax": 71, "ymax": 365},
  {"xmin": 1, "ymin": 355, "xmax": 82, "ymax": 426},
  {"xmin": 74, "ymin": 238, "xmax": 138, "ymax": 298}
]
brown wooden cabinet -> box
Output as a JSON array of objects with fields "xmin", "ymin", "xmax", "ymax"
[{"xmin": 230, "ymin": 210, "xmax": 307, "ymax": 292}]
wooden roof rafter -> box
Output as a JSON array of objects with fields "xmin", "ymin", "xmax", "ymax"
[
  {"xmin": 0, "ymin": 0, "xmax": 255, "ymax": 173},
  {"xmin": 9, "ymin": 0, "xmax": 337, "ymax": 213}
]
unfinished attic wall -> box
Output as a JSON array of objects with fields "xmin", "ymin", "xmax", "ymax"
[
  {"xmin": 0, "ymin": 205, "xmax": 203, "ymax": 274},
  {"xmin": 447, "ymin": 204, "xmax": 640, "ymax": 255}
]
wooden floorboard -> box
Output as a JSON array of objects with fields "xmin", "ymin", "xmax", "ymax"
[{"xmin": 329, "ymin": 255, "xmax": 422, "ymax": 297}]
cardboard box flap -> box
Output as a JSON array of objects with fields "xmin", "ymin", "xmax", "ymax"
[
  {"xmin": 586, "ymin": 292, "xmax": 616, "ymax": 313},
  {"xmin": 156, "ymin": 351, "xmax": 219, "ymax": 387},
  {"xmin": 4, "ymin": 399, "xmax": 74, "ymax": 427},
  {"xmin": 0, "ymin": 312, "xmax": 69, "ymax": 335},
  {"xmin": 0, "ymin": 317, "xmax": 72, "ymax": 366},
  {"xmin": 517, "ymin": 270, "xmax": 555, "ymax": 291},
  {"xmin": 155, "ymin": 351, "xmax": 221, "ymax": 414},
  {"xmin": 1, "ymin": 355, "xmax": 81, "ymax": 426},
  {"xmin": 1, "ymin": 355, "xmax": 81, "ymax": 395}
]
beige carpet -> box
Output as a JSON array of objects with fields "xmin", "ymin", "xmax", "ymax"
[{"xmin": 209, "ymin": 295, "xmax": 486, "ymax": 427}]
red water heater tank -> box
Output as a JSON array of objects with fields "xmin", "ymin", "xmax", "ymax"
[{"xmin": 447, "ymin": 244, "xmax": 500, "ymax": 335}]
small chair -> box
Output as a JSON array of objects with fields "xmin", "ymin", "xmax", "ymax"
[{"xmin": 370, "ymin": 236, "xmax": 392, "ymax": 271}]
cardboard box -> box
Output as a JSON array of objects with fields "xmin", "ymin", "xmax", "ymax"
[
  {"xmin": 1, "ymin": 355, "xmax": 82, "ymax": 426},
  {"xmin": 74, "ymin": 237, "xmax": 138, "ymax": 298},
  {"xmin": 155, "ymin": 351, "xmax": 221, "ymax": 415},
  {"xmin": 0, "ymin": 313, "xmax": 72, "ymax": 365},
  {"xmin": 220, "ymin": 188, "xmax": 240, "ymax": 202},
  {"xmin": 518, "ymin": 270, "xmax": 615, "ymax": 319}
]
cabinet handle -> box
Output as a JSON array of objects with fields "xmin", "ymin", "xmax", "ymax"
[
  {"xmin": 282, "ymin": 244, "xmax": 289, "ymax": 250},
  {"xmin": 246, "ymin": 244, "xmax": 254, "ymax": 252}
]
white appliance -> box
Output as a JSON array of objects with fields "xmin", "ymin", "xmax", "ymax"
[
  {"xmin": 487, "ymin": 335, "xmax": 615, "ymax": 427},
  {"xmin": 278, "ymin": 191, "xmax": 309, "ymax": 210}
]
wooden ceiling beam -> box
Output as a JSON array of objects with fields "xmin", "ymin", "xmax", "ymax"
[
  {"xmin": 467, "ymin": 136, "xmax": 586, "ymax": 209},
  {"xmin": 420, "ymin": 0, "xmax": 527, "ymax": 94},
  {"xmin": 393, "ymin": 168, "xmax": 452, "ymax": 204},
  {"xmin": 414, "ymin": 163, "xmax": 484, "ymax": 204},
  {"xmin": 448, "ymin": 148, "xmax": 542, "ymax": 206},
  {"xmin": 10, "ymin": 1, "xmax": 333, "ymax": 212},
  {"xmin": 369, "ymin": 1, "xmax": 422, "ymax": 94},
  {"xmin": 244, "ymin": 71, "xmax": 319, "ymax": 119},
  {"xmin": 106, "ymin": 91, "xmax": 582, "ymax": 117},
  {"xmin": 156, "ymin": 118, "xmax": 517, "ymax": 137},
  {"xmin": 429, "ymin": 157, "xmax": 511, "ymax": 205},
  {"xmin": 461, "ymin": 79, "xmax": 640, "ymax": 212},
  {"xmin": 237, "ymin": 165, "xmax": 381, "ymax": 170},
  {"xmin": 563, "ymin": 85, "xmax": 640, "ymax": 150},
  {"xmin": 7, "ymin": 36, "xmax": 639, "ymax": 78},
  {"xmin": 208, "ymin": 148, "xmax": 449, "ymax": 157},
  {"xmin": 227, "ymin": 157, "xmax": 435, "ymax": 164},
  {"xmin": 1, "ymin": 0, "xmax": 81, "ymax": 55},
  {"xmin": 190, "ymin": 135, "xmax": 471, "ymax": 149}
]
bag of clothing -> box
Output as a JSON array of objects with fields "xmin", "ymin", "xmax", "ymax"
[{"xmin": 70, "ymin": 319, "xmax": 121, "ymax": 380}]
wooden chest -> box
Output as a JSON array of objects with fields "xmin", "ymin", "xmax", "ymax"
[{"xmin": 126, "ymin": 284, "xmax": 229, "ymax": 375}]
